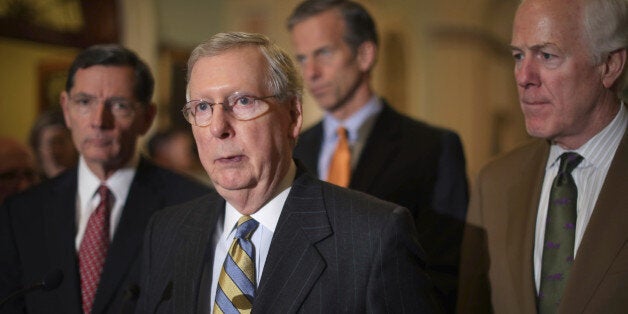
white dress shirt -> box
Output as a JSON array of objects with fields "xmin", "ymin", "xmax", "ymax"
[
  {"xmin": 74, "ymin": 156, "xmax": 138, "ymax": 249},
  {"xmin": 209, "ymin": 164, "xmax": 295, "ymax": 312},
  {"xmin": 534, "ymin": 103, "xmax": 627, "ymax": 291}
]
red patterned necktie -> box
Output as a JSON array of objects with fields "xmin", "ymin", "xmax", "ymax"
[{"xmin": 78, "ymin": 185, "xmax": 113, "ymax": 314}]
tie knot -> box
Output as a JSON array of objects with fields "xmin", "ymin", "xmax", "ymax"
[
  {"xmin": 96, "ymin": 185, "xmax": 113, "ymax": 210},
  {"xmin": 558, "ymin": 152, "xmax": 583, "ymax": 176},
  {"xmin": 336, "ymin": 126, "xmax": 348, "ymax": 140},
  {"xmin": 236, "ymin": 216, "xmax": 259, "ymax": 240}
]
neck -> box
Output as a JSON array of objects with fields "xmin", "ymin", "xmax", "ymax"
[
  {"xmin": 222, "ymin": 159, "xmax": 297, "ymax": 216},
  {"xmin": 329, "ymin": 76, "xmax": 374, "ymax": 121},
  {"xmin": 554, "ymin": 95, "xmax": 622, "ymax": 150}
]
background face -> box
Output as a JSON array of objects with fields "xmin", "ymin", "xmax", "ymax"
[
  {"xmin": 511, "ymin": 0, "xmax": 608, "ymax": 148},
  {"xmin": 291, "ymin": 9, "xmax": 366, "ymax": 113},
  {"xmin": 188, "ymin": 47, "xmax": 301, "ymax": 195},
  {"xmin": 61, "ymin": 65, "xmax": 153, "ymax": 172},
  {"xmin": 38, "ymin": 125, "xmax": 78, "ymax": 177}
]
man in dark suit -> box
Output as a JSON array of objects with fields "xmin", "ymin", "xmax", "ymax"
[
  {"xmin": 0, "ymin": 45, "xmax": 209, "ymax": 314},
  {"xmin": 287, "ymin": 1, "xmax": 468, "ymax": 310},
  {"xmin": 457, "ymin": 0, "xmax": 628, "ymax": 312},
  {"xmin": 135, "ymin": 32, "xmax": 439, "ymax": 313}
]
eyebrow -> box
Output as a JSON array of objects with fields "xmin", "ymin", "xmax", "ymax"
[{"xmin": 509, "ymin": 42, "xmax": 556, "ymax": 52}]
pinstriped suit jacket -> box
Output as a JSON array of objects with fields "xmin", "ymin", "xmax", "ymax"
[{"xmin": 136, "ymin": 166, "xmax": 440, "ymax": 313}]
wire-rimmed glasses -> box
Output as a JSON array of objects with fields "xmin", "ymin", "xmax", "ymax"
[{"xmin": 182, "ymin": 93, "xmax": 278, "ymax": 126}]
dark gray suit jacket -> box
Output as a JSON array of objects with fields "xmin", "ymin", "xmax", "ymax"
[
  {"xmin": 293, "ymin": 102, "xmax": 468, "ymax": 311},
  {"xmin": 0, "ymin": 158, "xmax": 210, "ymax": 314},
  {"xmin": 136, "ymin": 166, "xmax": 440, "ymax": 313}
]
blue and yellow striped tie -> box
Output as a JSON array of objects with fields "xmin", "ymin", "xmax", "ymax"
[{"xmin": 214, "ymin": 216, "xmax": 259, "ymax": 314}]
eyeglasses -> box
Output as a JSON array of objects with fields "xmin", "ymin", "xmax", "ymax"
[
  {"xmin": 68, "ymin": 94, "xmax": 140, "ymax": 118},
  {"xmin": 182, "ymin": 93, "xmax": 278, "ymax": 126}
]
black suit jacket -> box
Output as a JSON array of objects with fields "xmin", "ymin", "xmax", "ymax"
[
  {"xmin": 136, "ymin": 166, "xmax": 440, "ymax": 313},
  {"xmin": 0, "ymin": 158, "xmax": 210, "ymax": 314},
  {"xmin": 293, "ymin": 102, "xmax": 468, "ymax": 311},
  {"xmin": 293, "ymin": 101, "xmax": 468, "ymax": 221}
]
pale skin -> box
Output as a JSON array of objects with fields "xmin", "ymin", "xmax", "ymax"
[
  {"xmin": 188, "ymin": 46, "xmax": 303, "ymax": 215},
  {"xmin": 290, "ymin": 8, "xmax": 377, "ymax": 121},
  {"xmin": 511, "ymin": 0, "xmax": 626, "ymax": 149},
  {"xmin": 60, "ymin": 65, "xmax": 156, "ymax": 180}
]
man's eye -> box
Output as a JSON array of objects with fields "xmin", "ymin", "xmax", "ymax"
[
  {"xmin": 235, "ymin": 96, "xmax": 254, "ymax": 106},
  {"xmin": 76, "ymin": 98, "xmax": 92, "ymax": 106},
  {"xmin": 112, "ymin": 102, "xmax": 131, "ymax": 110},
  {"xmin": 512, "ymin": 52, "xmax": 523, "ymax": 61},
  {"xmin": 197, "ymin": 101, "xmax": 212, "ymax": 112},
  {"xmin": 542, "ymin": 52, "xmax": 553, "ymax": 60}
]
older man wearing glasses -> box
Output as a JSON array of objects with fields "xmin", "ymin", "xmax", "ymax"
[
  {"xmin": 0, "ymin": 44, "xmax": 209, "ymax": 314},
  {"xmin": 135, "ymin": 32, "xmax": 439, "ymax": 313}
]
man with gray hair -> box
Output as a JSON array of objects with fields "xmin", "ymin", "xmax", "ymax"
[
  {"xmin": 136, "ymin": 32, "xmax": 439, "ymax": 313},
  {"xmin": 458, "ymin": 0, "xmax": 627, "ymax": 312}
]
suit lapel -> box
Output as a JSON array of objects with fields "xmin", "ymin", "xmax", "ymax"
[
  {"xmin": 174, "ymin": 194, "xmax": 223, "ymax": 314},
  {"xmin": 254, "ymin": 170, "xmax": 332, "ymax": 313},
  {"xmin": 92, "ymin": 161, "xmax": 163, "ymax": 313},
  {"xmin": 506, "ymin": 140, "xmax": 548, "ymax": 312},
  {"xmin": 350, "ymin": 102, "xmax": 401, "ymax": 192},
  {"xmin": 561, "ymin": 130, "xmax": 628, "ymax": 312},
  {"xmin": 45, "ymin": 169, "xmax": 83, "ymax": 314}
]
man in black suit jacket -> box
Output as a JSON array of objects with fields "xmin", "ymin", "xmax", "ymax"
[
  {"xmin": 136, "ymin": 32, "xmax": 439, "ymax": 313},
  {"xmin": 287, "ymin": 1, "xmax": 468, "ymax": 310},
  {"xmin": 0, "ymin": 45, "xmax": 209, "ymax": 314}
]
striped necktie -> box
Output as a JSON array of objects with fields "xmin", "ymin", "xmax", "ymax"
[
  {"xmin": 214, "ymin": 216, "xmax": 259, "ymax": 314},
  {"xmin": 327, "ymin": 126, "xmax": 351, "ymax": 187},
  {"xmin": 538, "ymin": 152, "xmax": 583, "ymax": 312}
]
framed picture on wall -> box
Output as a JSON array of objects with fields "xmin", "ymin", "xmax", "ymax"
[{"xmin": 38, "ymin": 60, "xmax": 73, "ymax": 112}]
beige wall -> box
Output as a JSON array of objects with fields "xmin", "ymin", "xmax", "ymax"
[
  {"xmin": 0, "ymin": 38, "xmax": 78, "ymax": 143},
  {"xmin": 0, "ymin": 0, "xmax": 529, "ymax": 183}
]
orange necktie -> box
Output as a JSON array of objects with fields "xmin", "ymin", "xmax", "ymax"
[{"xmin": 327, "ymin": 127, "xmax": 351, "ymax": 187}]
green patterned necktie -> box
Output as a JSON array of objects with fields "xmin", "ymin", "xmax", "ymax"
[{"xmin": 538, "ymin": 152, "xmax": 583, "ymax": 313}]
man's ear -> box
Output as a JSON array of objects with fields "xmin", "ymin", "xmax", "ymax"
[
  {"xmin": 601, "ymin": 48, "xmax": 626, "ymax": 90},
  {"xmin": 59, "ymin": 91, "xmax": 73, "ymax": 130},
  {"xmin": 139, "ymin": 103, "xmax": 157, "ymax": 135},
  {"xmin": 356, "ymin": 41, "xmax": 377, "ymax": 72},
  {"xmin": 289, "ymin": 97, "xmax": 303, "ymax": 141}
]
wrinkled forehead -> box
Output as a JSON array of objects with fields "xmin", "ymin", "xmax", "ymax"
[
  {"xmin": 188, "ymin": 48, "xmax": 269, "ymax": 97},
  {"xmin": 513, "ymin": 0, "xmax": 587, "ymax": 47}
]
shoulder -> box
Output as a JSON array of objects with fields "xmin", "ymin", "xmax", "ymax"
[
  {"xmin": 320, "ymin": 180, "xmax": 412, "ymax": 222},
  {"xmin": 150, "ymin": 190, "xmax": 221, "ymax": 228},
  {"xmin": 479, "ymin": 139, "xmax": 547, "ymax": 178},
  {"xmin": 135, "ymin": 158, "xmax": 211, "ymax": 200},
  {"xmin": 378, "ymin": 103, "xmax": 461, "ymax": 145}
]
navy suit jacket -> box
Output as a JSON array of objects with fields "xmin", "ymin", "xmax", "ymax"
[
  {"xmin": 136, "ymin": 166, "xmax": 440, "ymax": 313},
  {"xmin": 0, "ymin": 158, "xmax": 210, "ymax": 314},
  {"xmin": 293, "ymin": 101, "xmax": 468, "ymax": 311}
]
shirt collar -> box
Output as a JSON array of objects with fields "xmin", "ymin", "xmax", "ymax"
[
  {"xmin": 77, "ymin": 155, "xmax": 138, "ymax": 208},
  {"xmin": 221, "ymin": 161, "xmax": 296, "ymax": 239},
  {"xmin": 323, "ymin": 96, "xmax": 382, "ymax": 143},
  {"xmin": 547, "ymin": 101, "xmax": 627, "ymax": 169}
]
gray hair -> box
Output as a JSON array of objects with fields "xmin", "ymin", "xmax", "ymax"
[
  {"xmin": 583, "ymin": 0, "xmax": 628, "ymax": 92},
  {"xmin": 186, "ymin": 32, "xmax": 303, "ymax": 103}
]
